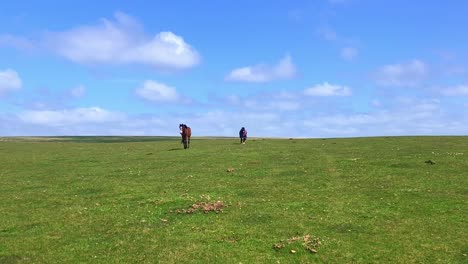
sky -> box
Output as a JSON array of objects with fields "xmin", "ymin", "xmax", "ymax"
[{"xmin": 1, "ymin": 0, "xmax": 467, "ymax": 138}]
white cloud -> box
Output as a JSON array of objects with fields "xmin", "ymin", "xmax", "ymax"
[
  {"xmin": 304, "ymin": 82, "xmax": 352, "ymax": 96},
  {"xmin": 440, "ymin": 84, "xmax": 468, "ymax": 96},
  {"xmin": 44, "ymin": 12, "xmax": 200, "ymax": 70},
  {"xmin": 0, "ymin": 69, "xmax": 22, "ymax": 95},
  {"xmin": 374, "ymin": 59, "xmax": 428, "ymax": 87},
  {"xmin": 225, "ymin": 55, "xmax": 296, "ymax": 83},
  {"xmin": 341, "ymin": 47, "xmax": 358, "ymax": 60},
  {"xmin": 19, "ymin": 107, "xmax": 126, "ymax": 126},
  {"xmin": 135, "ymin": 80, "xmax": 180, "ymax": 103}
]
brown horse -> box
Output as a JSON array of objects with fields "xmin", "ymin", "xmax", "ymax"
[{"xmin": 179, "ymin": 124, "xmax": 191, "ymax": 149}]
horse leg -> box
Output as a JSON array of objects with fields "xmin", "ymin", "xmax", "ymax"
[{"xmin": 188, "ymin": 137, "xmax": 190, "ymax": 148}]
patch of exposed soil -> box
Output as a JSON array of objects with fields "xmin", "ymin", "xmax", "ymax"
[
  {"xmin": 273, "ymin": 234, "xmax": 321, "ymax": 253},
  {"xmin": 175, "ymin": 201, "xmax": 224, "ymax": 214}
]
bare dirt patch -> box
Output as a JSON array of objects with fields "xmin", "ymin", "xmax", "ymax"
[{"xmin": 175, "ymin": 201, "xmax": 225, "ymax": 214}]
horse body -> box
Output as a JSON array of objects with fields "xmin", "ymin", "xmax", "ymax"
[
  {"xmin": 179, "ymin": 124, "xmax": 191, "ymax": 149},
  {"xmin": 239, "ymin": 127, "xmax": 247, "ymax": 144}
]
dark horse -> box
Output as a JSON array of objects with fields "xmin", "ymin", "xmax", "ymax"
[{"xmin": 179, "ymin": 124, "xmax": 191, "ymax": 149}]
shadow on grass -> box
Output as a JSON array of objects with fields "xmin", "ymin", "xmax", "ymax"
[{"xmin": 168, "ymin": 148, "xmax": 183, "ymax": 151}]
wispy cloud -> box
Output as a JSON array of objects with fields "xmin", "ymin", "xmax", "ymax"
[
  {"xmin": 225, "ymin": 90, "xmax": 301, "ymax": 111},
  {"xmin": 318, "ymin": 25, "xmax": 339, "ymax": 41},
  {"xmin": 68, "ymin": 85, "xmax": 86, "ymax": 98},
  {"xmin": 2, "ymin": 95, "xmax": 467, "ymax": 137},
  {"xmin": 0, "ymin": 34, "xmax": 35, "ymax": 50},
  {"xmin": 270, "ymin": 101, "xmax": 301, "ymax": 111},
  {"xmin": 341, "ymin": 47, "xmax": 358, "ymax": 60},
  {"xmin": 19, "ymin": 85, "xmax": 88, "ymax": 110},
  {"xmin": 244, "ymin": 99, "xmax": 301, "ymax": 111},
  {"xmin": 287, "ymin": 9, "xmax": 304, "ymax": 22},
  {"xmin": 317, "ymin": 25, "xmax": 359, "ymax": 60},
  {"xmin": 225, "ymin": 55, "xmax": 296, "ymax": 83},
  {"xmin": 304, "ymin": 82, "xmax": 352, "ymax": 96},
  {"xmin": 0, "ymin": 69, "xmax": 22, "ymax": 96},
  {"xmin": 371, "ymin": 99, "xmax": 382, "ymax": 107},
  {"xmin": 135, "ymin": 80, "xmax": 181, "ymax": 103},
  {"xmin": 328, "ymin": 0, "xmax": 350, "ymax": 4},
  {"xmin": 373, "ymin": 59, "xmax": 428, "ymax": 87},
  {"xmin": 43, "ymin": 12, "xmax": 200, "ymax": 70},
  {"xmin": 302, "ymin": 98, "xmax": 467, "ymax": 137},
  {"xmin": 19, "ymin": 107, "xmax": 126, "ymax": 126},
  {"xmin": 440, "ymin": 84, "xmax": 468, "ymax": 96}
]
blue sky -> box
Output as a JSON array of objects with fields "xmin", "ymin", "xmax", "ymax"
[{"xmin": 1, "ymin": 0, "xmax": 467, "ymax": 137}]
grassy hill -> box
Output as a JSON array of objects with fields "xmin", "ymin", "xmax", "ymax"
[{"xmin": 1, "ymin": 136, "xmax": 467, "ymax": 263}]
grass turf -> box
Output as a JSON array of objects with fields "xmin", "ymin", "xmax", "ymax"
[{"xmin": 0, "ymin": 136, "xmax": 467, "ymax": 263}]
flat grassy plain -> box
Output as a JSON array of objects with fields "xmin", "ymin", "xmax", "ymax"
[{"xmin": 1, "ymin": 136, "xmax": 467, "ymax": 263}]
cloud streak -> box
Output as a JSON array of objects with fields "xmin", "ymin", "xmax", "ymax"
[
  {"xmin": 341, "ymin": 47, "xmax": 358, "ymax": 60},
  {"xmin": 318, "ymin": 25, "xmax": 359, "ymax": 61},
  {"xmin": 374, "ymin": 60, "xmax": 428, "ymax": 87},
  {"xmin": 19, "ymin": 107, "xmax": 126, "ymax": 126},
  {"xmin": 0, "ymin": 34, "xmax": 35, "ymax": 50},
  {"xmin": 69, "ymin": 85, "xmax": 86, "ymax": 98},
  {"xmin": 440, "ymin": 84, "xmax": 468, "ymax": 96},
  {"xmin": 135, "ymin": 80, "xmax": 181, "ymax": 103},
  {"xmin": 225, "ymin": 55, "xmax": 296, "ymax": 83},
  {"xmin": 304, "ymin": 82, "xmax": 352, "ymax": 96}
]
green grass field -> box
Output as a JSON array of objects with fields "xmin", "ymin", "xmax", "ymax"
[{"xmin": 1, "ymin": 136, "xmax": 467, "ymax": 263}]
